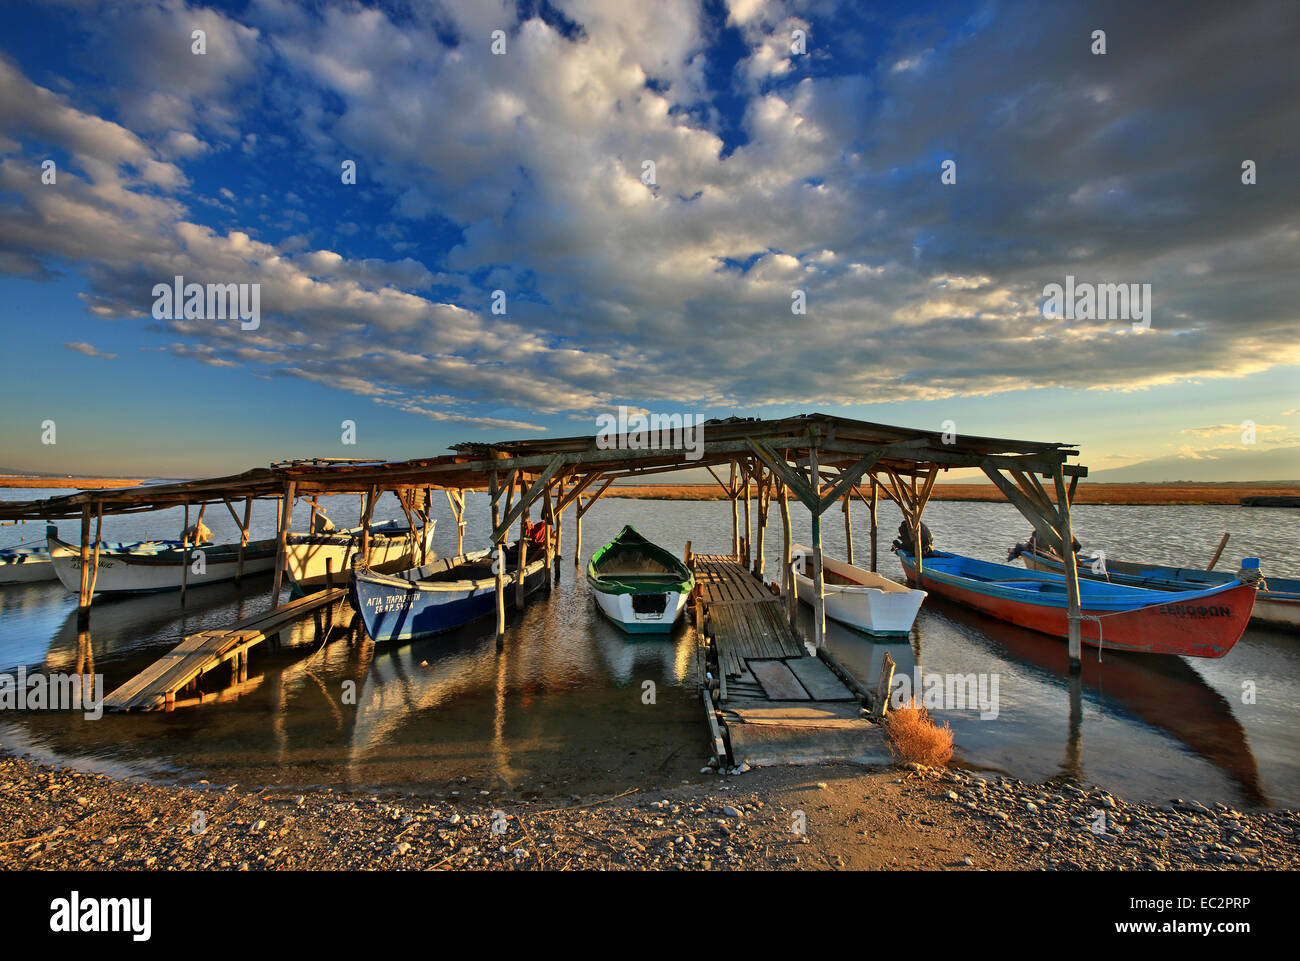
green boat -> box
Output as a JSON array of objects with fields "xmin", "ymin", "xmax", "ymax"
[{"xmin": 586, "ymin": 526, "xmax": 695, "ymax": 633}]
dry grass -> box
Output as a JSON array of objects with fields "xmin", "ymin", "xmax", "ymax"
[
  {"xmin": 884, "ymin": 699, "xmax": 954, "ymax": 768},
  {"xmin": 594, "ymin": 482, "xmax": 1300, "ymax": 506}
]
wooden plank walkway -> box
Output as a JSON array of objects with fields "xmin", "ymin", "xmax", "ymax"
[
  {"xmin": 692, "ymin": 555, "xmax": 889, "ymax": 768},
  {"xmin": 103, "ymin": 588, "xmax": 346, "ymax": 712}
]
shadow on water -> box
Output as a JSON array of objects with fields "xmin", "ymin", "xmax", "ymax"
[{"xmin": 853, "ymin": 592, "xmax": 1266, "ymax": 806}]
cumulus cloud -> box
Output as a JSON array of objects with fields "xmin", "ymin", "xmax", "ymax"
[
  {"xmin": 64, "ymin": 341, "xmax": 118, "ymax": 359},
  {"xmin": 0, "ymin": 0, "xmax": 1297, "ymax": 435}
]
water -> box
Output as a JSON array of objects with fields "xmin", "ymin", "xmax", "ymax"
[{"xmin": 1, "ymin": 487, "xmax": 1297, "ymax": 807}]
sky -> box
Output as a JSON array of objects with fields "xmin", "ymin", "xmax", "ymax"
[{"xmin": 0, "ymin": 0, "xmax": 1297, "ymax": 480}]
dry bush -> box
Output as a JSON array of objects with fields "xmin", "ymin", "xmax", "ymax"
[{"xmin": 884, "ymin": 698, "xmax": 954, "ymax": 768}]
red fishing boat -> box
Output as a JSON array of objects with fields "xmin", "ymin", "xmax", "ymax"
[{"xmin": 897, "ymin": 550, "xmax": 1254, "ymax": 658}]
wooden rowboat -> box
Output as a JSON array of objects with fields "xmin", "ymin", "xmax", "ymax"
[
  {"xmin": 898, "ymin": 550, "xmax": 1254, "ymax": 658},
  {"xmin": 48, "ymin": 531, "xmax": 277, "ymax": 595},
  {"xmin": 790, "ymin": 544, "xmax": 925, "ymax": 636},
  {"xmin": 0, "ymin": 539, "xmax": 57, "ymax": 584},
  {"xmin": 1015, "ymin": 544, "xmax": 1300, "ymax": 633},
  {"xmin": 285, "ymin": 519, "xmax": 435, "ymax": 591},
  {"xmin": 351, "ymin": 542, "xmax": 547, "ymax": 644},
  {"xmin": 586, "ymin": 526, "xmax": 693, "ymax": 633}
]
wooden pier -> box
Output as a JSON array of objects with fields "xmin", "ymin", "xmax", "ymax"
[
  {"xmin": 692, "ymin": 555, "xmax": 890, "ymax": 768},
  {"xmin": 102, "ymin": 588, "xmax": 347, "ymax": 712}
]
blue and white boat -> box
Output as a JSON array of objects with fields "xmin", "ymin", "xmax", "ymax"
[
  {"xmin": 0, "ymin": 540, "xmax": 57, "ymax": 584},
  {"xmin": 351, "ymin": 542, "xmax": 548, "ymax": 643}
]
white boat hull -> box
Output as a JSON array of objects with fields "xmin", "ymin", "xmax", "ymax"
[
  {"xmin": 0, "ymin": 555, "xmax": 56, "ymax": 584},
  {"xmin": 285, "ymin": 521, "xmax": 435, "ymax": 590},
  {"xmin": 48, "ymin": 534, "xmax": 276, "ymax": 595},
  {"xmin": 590, "ymin": 586, "xmax": 689, "ymax": 633},
  {"xmin": 792, "ymin": 545, "xmax": 926, "ymax": 635}
]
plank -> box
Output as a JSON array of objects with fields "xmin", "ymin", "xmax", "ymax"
[
  {"xmin": 785, "ymin": 656, "xmax": 856, "ymax": 701},
  {"xmin": 748, "ymin": 659, "xmax": 810, "ymax": 700}
]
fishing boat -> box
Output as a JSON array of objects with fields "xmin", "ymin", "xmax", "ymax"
[
  {"xmin": 47, "ymin": 531, "xmax": 277, "ymax": 595},
  {"xmin": 285, "ymin": 519, "xmax": 435, "ymax": 591},
  {"xmin": 897, "ymin": 550, "xmax": 1254, "ymax": 658},
  {"xmin": 1013, "ymin": 544, "xmax": 1300, "ymax": 633},
  {"xmin": 586, "ymin": 526, "xmax": 694, "ymax": 633},
  {"xmin": 351, "ymin": 542, "xmax": 547, "ymax": 644},
  {"xmin": 790, "ymin": 545, "xmax": 926, "ymax": 636},
  {"xmin": 0, "ymin": 540, "xmax": 57, "ymax": 584}
]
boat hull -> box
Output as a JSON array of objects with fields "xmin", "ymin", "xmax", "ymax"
[
  {"xmin": 285, "ymin": 520, "xmax": 435, "ymax": 590},
  {"xmin": 0, "ymin": 548, "xmax": 56, "ymax": 584},
  {"xmin": 900, "ymin": 551, "xmax": 1253, "ymax": 658},
  {"xmin": 352, "ymin": 548, "xmax": 548, "ymax": 643},
  {"xmin": 589, "ymin": 586, "xmax": 689, "ymax": 633},
  {"xmin": 1021, "ymin": 548, "xmax": 1300, "ymax": 633},
  {"xmin": 791, "ymin": 545, "xmax": 925, "ymax": 636},
  {"xmin": 48, "ymin": 534, "xmax": 277, "ymax": 595},
  {"xmin": 585, "ymin": 526, "xmax": 694, "ymax": 634}
]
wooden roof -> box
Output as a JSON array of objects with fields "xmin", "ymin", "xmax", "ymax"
[{"xmin": 0, "ymin": 413, "xmax": 1082, "ymax": 520}]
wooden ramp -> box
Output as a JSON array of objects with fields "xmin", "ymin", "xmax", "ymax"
[
  {"xmin": 692, "ymin": 555, "xmax": 890, "ymax": 768},
  {"xmin": 103, "ymin": 588, "xmax": 347, "ymax": 712}
]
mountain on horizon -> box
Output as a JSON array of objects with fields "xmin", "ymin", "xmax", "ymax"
[{"xmin": 1086, "ymin": 446, "xmax": 1300, "ymax": 484}]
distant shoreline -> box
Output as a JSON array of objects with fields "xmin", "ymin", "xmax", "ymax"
[
  {"xmin": 0, "ymin": 476, "xmax": 147, "ymax": 489},
  {"xmin": 599, "ymin": 482, "xmax": 1300, "ymax": 506},
  {"xmin": 2, "ymin": 476, "xmax": 1297, "ymax": 506}
]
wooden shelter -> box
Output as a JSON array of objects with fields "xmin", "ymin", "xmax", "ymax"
[{"xmin": 0, "ymin": 413, "xmax": 1090, "ymax": 667}]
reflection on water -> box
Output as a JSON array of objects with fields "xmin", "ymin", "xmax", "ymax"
[{"xmin": 0, "ymin": 488, "xmax": 1297, "ymax": 806}]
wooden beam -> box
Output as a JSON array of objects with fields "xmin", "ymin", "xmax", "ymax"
[
  {"xmin": 980, "ymin": 462, "xmax": 1064, "ymax": 553},
  {"xmin": 179, "ymin": 503, "xmax": 191, "ymax": 606},
  {"xmin": 492, "ymin": 454, "xmax": 566, "ymax": 543}
]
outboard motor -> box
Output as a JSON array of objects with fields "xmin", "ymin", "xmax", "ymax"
[{"xmin": 891, "ymin": 521, "xmax": 934, "ymax": 558}]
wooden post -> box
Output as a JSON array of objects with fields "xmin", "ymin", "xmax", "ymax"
[
  {"xmin": 180, "ymin": 503, "xmax": 191, "ymax": 606},
  {"xmin": 76, "ymin": 505, "xmax": 92, "ymax": 623},
  {"xmin": 810, "ymin": 439, "xmax": 826, "ymax": 646},
  {"xmin": 554, "ymin": 476, "xmax": 565, "ymax": 561},
  {"xmin": 270, "ymin": 482, "xmax": 295, "ymax": 605},
  {"xmin": 742, "ymin": 460, "xmax": 752, "ymax": 569},
  {"xmin": 843, "ymin": 491, "xmax": 854, "ymax": 566},
  {"xmin": 515, "ymin": 474, "xmax": 528, "ymax": 607},
  {"xmin": 574, "ymin": 497, "xmax": 583, "ymax": 568},
  {"xmin": 779, "ymin": 481, "xmax": 795, "ymax": 626},
  {"xmin": 754, "ymin": 466, "xmax": 769, "ymax": 578},
  {"xmin": 491, "ymin": 472, "xmax": 506, "ymax": 643},
  {"xmin": 869, "ymin": 477, "xmax": 879, "ymax": 573},
  {"xmin": 543, "ymin": 480, "xmax": 554, "ymax": 590},
  {"xmin": 87, "ymin": 503, "xmax": 104, "ymax": 600},
  {"xmin": 872, "ymin": 651, "xmax": 896, "ymax": 719},
  {"xmin": 1055, "ymin": 467, "xmax": 1083, "ymax": 672},
  {"xmin": 236, "ymin": 496, "xmax": 252, "ymax": 582},
  {"xmin": 729, "ymin": 461, "xmax": 740, "ymax": 559}
]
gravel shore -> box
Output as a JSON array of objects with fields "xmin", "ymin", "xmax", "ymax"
[{"xmin": 2, "ymin": 750, "xmax": 1296, "ymax": 870}]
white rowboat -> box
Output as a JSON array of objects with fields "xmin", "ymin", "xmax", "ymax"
[{"xmin": 791, "ymin": 545, "xmax": 926, "ymax": 636}]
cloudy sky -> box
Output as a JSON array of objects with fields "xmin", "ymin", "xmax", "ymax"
[{"xmin": 0, "ymin": 0, "xmax": 1297, "ymax": 479}]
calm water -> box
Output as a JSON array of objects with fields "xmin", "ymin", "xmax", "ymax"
[{"xmin": 1, "ymin": 487, "xmax": 1297, "ymax": 807}]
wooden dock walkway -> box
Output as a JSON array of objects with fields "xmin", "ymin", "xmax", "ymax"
[
  {"xmin": 692, "ymin": 555, "xmax": 890, "ymax": 768},
  {"xmin": 103, "ymin": 588, "xmax": 347, "ymax": 712}
]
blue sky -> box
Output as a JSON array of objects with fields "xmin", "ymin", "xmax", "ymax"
[{"xmin": 0, "ymin": 0, "xmax": 1297, "ymax": 479}]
